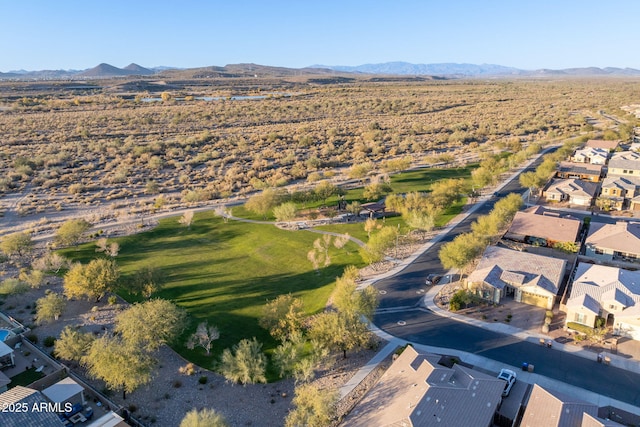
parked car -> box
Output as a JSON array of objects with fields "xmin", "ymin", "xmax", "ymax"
[
  {"xmin": 425, "ymin": 274, "xmax": 442, "ymax": 286},
  {"xmin": 497, "ymin": 368, "xmax": 517, "ymax": 397}
]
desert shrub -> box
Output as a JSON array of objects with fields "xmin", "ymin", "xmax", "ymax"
[
  {"xmin": 0, "ymin": 279, "xmax": 29, "ymax": 296},
  {"xmin": 26, "ymin": 333, "xmax": 38, "ymax": 344},
  {"xmin": 198, "ymin": 376, "xmax": 208, "ymax": 384},
  {"xmin": 179, "ymin": 363, "xmax": 196, "ymax": 376},
  {"xmin": 43, "ymin": 336, "xmax": 56, "ymax": 347},
  {"xmin": 566, "ymin": 322, "xmax": 592, "ymax": 334}
]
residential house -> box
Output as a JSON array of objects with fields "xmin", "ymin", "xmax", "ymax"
[
  {"xmin": 599, "ymin": 175, "xmax": 640, "ymax": 210},
  {"xmin": 585, "ymin": 139, "xmax": 621, "ymax": 152},
  {"xmin": 631, "ymin": 195, "xmax": 640, "ymax": 211},
  {"xmin": 566, "ymin": 263, "xmax": 640, "ymax": 339},
  {"xmin": 520, "ymin": 384, "xmax": 623, "ymax": 427},
  {"xmin": 572, "ymin": 147, "xmax": 609, "ymax": 165},
  {"xmin": 584, "ymin": 221, "xmax": 640, "ymax": 262},
  {"xmin": 342, "ymin": 345, "xmax": 504, "ymax": 427},
  {"xmin": 607, "ymin": 151, "xmax": 640, "ymax": 178},
  {"xmin": 466, "ymin": 246, "xmax": 567, "ymax": 309},
  {"xmin": 504, "ymin": 206, "xmax": 581, "ymax": 247},
  {"xmin": 556, "ymin": 162, "xmax": 603, "ymax": 182},
  {"xmin": 0, "ymin": 386, "xmax": 66, "ymax": 426},
  {"xmin": 543, "ymin": 179, "xmax": 599, "ymax": 207}
]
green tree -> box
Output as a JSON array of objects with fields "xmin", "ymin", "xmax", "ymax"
[
  {"xmin": 219, "ymin": 338, "xmax": 267, "ymax": 385},
  {"xmin": 346, "ymin": 201, "xmax": 362, "ymax": 218},
  {"xmin": 362, "ymin": 181, "xmax": 392, "ymax": 201},
  {"xmin": 519, "ymin": 171, "xmax": 546, "ymax": 195},
  {"xmin": 55, "ymin": 218, "xmax": 91, "ymax": 247},
  {"xmin": 309, "ymin": 311, "xmax": 372, "ymax": 359},
  {"xmin": 35, "ymin": 291, "xmax": 66, "ymax": 323},
  {"xmin": 245, "ymin": 188, "xmax": 283, "ymax": 219},
  {"xmin": 115, "ymin": 299, "xmax": 188, "ymax": 351},
  {"xmin": 0, "ymin": 232, "xmax": 33, "ymax": 257},
  {"xmin": 404, "ymin": 210, "xmax": 435, "ymax": 237},
  {"xmin": 82, "ymin": 335, "xmax": 153, "ymax": 399},
  {"xmin": 63, "ymin": 258, "xmax": 120, "ymax": 302},
  {"xmin": 360, "ymin": 226, "xmax": 398, "ymax": 264},
  {"xmin": 19, "ymin": 268, "xmax": 46, "ymax": 288},
  {"xmin": 439, "ymin": 232, "xmax": 487, "ymax": 271},
  {"xmin": 285, "ymin": 383, "xmax": 338, "ymax": 427},
  {"xmin": 180, "ymin": 408, "xmax": 229, "ymax": 427},
  {"xmin": 273, "ymin": 202, "xmax": 297, "ymax": 222},
  {"xmin": 259, "ymin": 294, "xmax": 305, "ymax": 342},
  {"xmin": 54, "ymin": 326, "xmax": 95, "ymax": 362},
  {"xmin": 332, "ymin": 266, "xmax": 377, "ymax": 319},
  {"xmin": 314, "ymin": 181, "xmax": 339, "ymax": 205},
  {"xmin": 130, "ymin": 265, "xmax": 165, "ymax": 298}
]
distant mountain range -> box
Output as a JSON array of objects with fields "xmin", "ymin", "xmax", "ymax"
[
  {"xmin": 313, "ymin": 61, "xmax": 640, "ymax": 77},
  {"xmin": 2, "ymin": 61, "xmax": 640, "ymax": 80}
]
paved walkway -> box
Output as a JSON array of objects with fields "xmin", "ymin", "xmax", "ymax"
[{"xmin": 339, "ymin": 147, "xmax": 640, "ymax": 415}]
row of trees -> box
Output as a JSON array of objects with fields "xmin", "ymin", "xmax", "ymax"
[
  {"xmin": 439, "ymin": 193, "xmax": 524, "ymax": 272},
  {"xmin": 54, "ymin": 299, "xmax": 187, "ymax": 399}
]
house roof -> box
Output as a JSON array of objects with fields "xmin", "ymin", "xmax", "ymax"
[
  {"xmin": 586, "ymin": 221, "xmax": 640, "ymax": 255},
  {"xmin": 506, "ymin": 210, "xmax": 581, "ymax": 243},
  {"xmin": 572, "ymin": 147, "xmax": 609, "ymax": 164},
  {"xmin": 520, "ymin": 384, "xmax": 598, "ymax": 427},
  {"xmin": 467, "ymin": 246, "xmax": 566, "ymax": 295},
  {"xmin": 601, "ymin": 175, "xmax": 640, "ymax": 191},
  {"xmin": 566, "ymin": 293, "xmax": 601, "ymax": 315},
  {"xmin": 342, "ymin": 346, "xmax": 504, "ymax": 427},
  {"xmin": 608, "ymin": 151, "xmax": 640, "ymax": 172},
  {"xmin": 545, "ymin": 179, "xmax": 599, "ymax": 198},
  {"xmin": 42, "ymin": 377, "xmax": 84, "ymax": 404},
  {"xmin": 581, "ymin": 413, "xmax": 626, "ymax": 427},
  {"xmin": 558, "ymin": 161, "xmax": 603, "ymax": 176},
  {"xmin": 569, "ymin": 263, "xmax": 640, "ymax": 317},
  {"xmin": 0, "ymin": 386, "xmax": 65, "ymax": 427},
  {"xmin": 585, "ymin": 139, "xmax": 620, "ymax": 150},
  {"xmin": 88, "ymin": 411, "xmax": 129, "ymax": 427}
]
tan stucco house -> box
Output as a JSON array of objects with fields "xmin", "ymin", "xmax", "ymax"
[{"xmin": 466, "ymin": 246, "xmax": 567, "ymax": 309}]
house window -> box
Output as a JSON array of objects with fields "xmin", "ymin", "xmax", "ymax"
[
  {"xmin": 609, "ymin": 304, "xmax": 617, "ymax": 310},
  {"xmin": 623, "ymin": 170, "xmax": 629, "ymax": 174},
  {"xmin": 574, "ymin": 313, "xmax": 587, "ymax": 324},
  {"xmin": 595, "ymin": 248, "xmax": 604, "ymax": 255}
]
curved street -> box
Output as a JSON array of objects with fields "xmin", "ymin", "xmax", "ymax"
[{"xmin": 370, "ymin": 156, "xmax": 640, "ymax": 409}]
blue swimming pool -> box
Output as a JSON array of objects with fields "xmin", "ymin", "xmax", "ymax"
[{"xmin": 0, "ymin": 329, "xmax": 11, "ymax": 341}]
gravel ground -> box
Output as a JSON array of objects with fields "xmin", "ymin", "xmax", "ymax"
[{"xmin": 1, "ymin": 281, "xmax": 386, "ymax": 427}]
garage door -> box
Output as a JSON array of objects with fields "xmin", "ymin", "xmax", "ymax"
[
  {"xmin": 617, "ymin": 322, "xmax": 640, "ymax": 340},
  {"xmin": 521, "ymin": 291, "xmax": 550, "ymax": 309}
]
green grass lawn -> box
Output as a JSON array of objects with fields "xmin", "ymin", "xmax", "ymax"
[
  {"xmin": 9, "ymin": 368, "xmax": 45, "ymax": 388},
  {"xmin": 233, "ymin": 165, "xmax": 476, "ymax": 221},
  {"xmin": 61, "ymin": 211, "xmax": 363, "ymax": 369}
]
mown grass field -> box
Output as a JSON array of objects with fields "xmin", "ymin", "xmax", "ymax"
[{"xmin": 61, "ymin": 210, "xmax": 363, "ymax": 369}]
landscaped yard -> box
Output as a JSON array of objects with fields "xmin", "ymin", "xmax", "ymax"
[
  {"xmin": 60, "ymin": 211, "xmax": 363, "ymax": 368},
  {"xmin": 8, "ymin": 367, "xmax": 45, "ymax": 388}
]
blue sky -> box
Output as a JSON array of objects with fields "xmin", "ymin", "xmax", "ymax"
[{"xmin": 2, "ymin": 1, "xmax": 639, "ymax": 71}]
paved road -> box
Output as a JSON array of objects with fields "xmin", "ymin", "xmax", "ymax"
[{"xmin": 372, "ymin": 156, "xmax": 640, "ymax": 407}]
